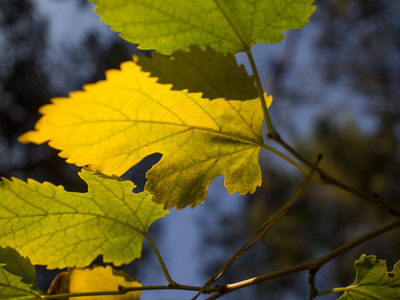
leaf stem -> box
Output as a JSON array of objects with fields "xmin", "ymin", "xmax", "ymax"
[
  {"xmin": 145, "ymin": 233, "xmax": 177, "ymax": 286},
  {"xmin": 316, "ymin": 286, "xmax": 357, "ymax": 296},
  {"xmin": 245, "ymin": 48, "xmax": 279, "ymax": 138},
  {"xmin": 119, "ymin": 283, "xmax": 208, "ymax": 293},
  {"xmin": 40, "ymin": 284, "xmax": 219, "ymax": 299},
  {"xmin": 260, "ymin": 143, "xmax": 310, "ymax": 175},
  {"xmin": 40, "ymin": 290, "xmax": 126, "ymax": 299}
]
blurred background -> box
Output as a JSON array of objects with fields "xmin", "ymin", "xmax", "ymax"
[{"xmin": 0, "ymin": 0, "xmax": 399, "ymax": 299}]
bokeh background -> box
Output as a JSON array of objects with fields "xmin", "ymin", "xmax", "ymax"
[{"xmin": 1, "ymin": 0, "xmax": 399, "ymax": 299}]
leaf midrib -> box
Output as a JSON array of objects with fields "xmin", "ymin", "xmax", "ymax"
[
  {"xmin": 56, "ymin": 119, "xmax": 264, "ymax": 148},
  {"xmin": 0, "ymin": 211, "xmax": 147, "ymax": 237},
  {"xmin": 2, "ymin": 184, "xmax": 149, "ymax": 237}
]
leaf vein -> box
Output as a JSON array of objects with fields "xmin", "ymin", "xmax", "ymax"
[
  {"xmin": 133, "ymin": 0, "xmax": 243, "ymax": 49},
  {"xmin": 251, "ymin": 0, "xmax": 290, "ymax": 44}
]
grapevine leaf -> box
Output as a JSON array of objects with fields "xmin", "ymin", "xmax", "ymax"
[
  {"xmin": 0, "ymin": 169, "xmax": 168, "ymax": 269},
  {"xmin": 68, "ymin": 266, "xmax": 141, "ymax": 299},
  {"xmin": 18, "ymin": 60, "xmax": 268, "ymax": 209},
  {"xmin": 337, "ymin": 255, "xmax": 400, "ymax": 300},
  {"xmin": 136, "ymin": 46, "xmax": 258, "ymax": 100},
  {"xmin": 91, "ymin": 0, "xmax": 316, "ymax": 55},
  {"xmin": 0, "ymin": 246, "xmax": 43, "ymax": 299}
]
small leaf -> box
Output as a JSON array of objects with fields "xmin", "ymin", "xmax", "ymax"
[
  {"xmin": 69, "ymin": 265, "xmax": 141, "ymax": 299},
  {"xmin": 136, "ymin": 46, "xmax": 258, "ymax": 100},
  {"xmin": 19, "ymin": 60, "xmax": 269, "ymax": 209},
  {"xmin": 0, "ymin": 169, "xmax": 168, "ymax": 269},
  {"xmin": 0, "ymin": 246, "xmax": 43, "ymax": 299},
  {"xmin": 337, "ymin": 255, "xmax": 400, "ymax": 300},
  {"xmin": 91, "ymin": 0, "xmax": 316, "ymax": 55}
]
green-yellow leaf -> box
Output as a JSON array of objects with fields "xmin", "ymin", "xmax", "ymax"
[
  {"xmin": 69, "ymin": 266, "xmax": 141, "ymax": 299},
  {"xmin": 0, "ymin": 169, "xmax": 168, "ymax": 269},
  {"xmin": 0, "ymin": 246, "xmax": 43, "ymax": 299},
  {"xmin": 337, "ymin": 255, "xmax": 400, "ymax": 300},
  {"xmin": 19, "ymin": 60, "xmax": 269, "ymax": 209},
  {"xmin": 136, "ymin": 46, "xmax": 258, "ymax": 100},
  {"xmin": 91, "ymin": 0, "xmax": 316, "ymax": 55}
]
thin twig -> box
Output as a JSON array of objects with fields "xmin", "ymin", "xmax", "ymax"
[
  {"xmin": 308, "ymin": 269, "xmax": 318, "ymax": 300},
  {"xmin": 245, "ymin": 48, "xmax": 279, "ymax": 138},
  {"xmin": 214, "ymin": 218, "xmax": 400, "ymax": 296},
  {"xmin": 41, "ymin": 284, "xmax": 219, "ymax": 299},
  {"xmin": 119, "ymin": 284, "xmax": 207, "ymax": 293},
  {"xmin": 192, "ymin": 156, "xmax": 322, "ymax": 299},
  {"xmin": 272, "ymin": 135, "xmax": 400, "ymax": 216}
]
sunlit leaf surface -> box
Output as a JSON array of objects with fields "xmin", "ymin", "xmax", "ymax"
[
  {"xmin": 0, "ymin": 169, "xmax": 168, "ymax": 269},
  {"xmin": 91, "ymin": 0, "xmax": 316, "ymax": 55},
  {"xmin": 19, "ymin": 61, "xmax": 268, "ymax": 209}
]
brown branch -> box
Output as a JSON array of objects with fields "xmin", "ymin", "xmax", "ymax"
[{"xmin": 206, "ymin": 218, "xmax": 400, "ymax": 298}]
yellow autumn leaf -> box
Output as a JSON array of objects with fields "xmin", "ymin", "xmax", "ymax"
[
  {"xmin": 19, "ymin": 59, "xmax": 270, "ymax": 209},
  {"xmin": 69, "ymin": 266, "xmax": 141, "ymax": 300}
]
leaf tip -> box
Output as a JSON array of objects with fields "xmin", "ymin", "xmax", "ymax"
[{"xmin": 265, "ymin": 92, "xmax": 273, "ymax": 108}]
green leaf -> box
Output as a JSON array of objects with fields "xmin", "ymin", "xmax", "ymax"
[
  {"xmin": 91, "ymin": 0, "xmax": 316, "ymax": 55},
  {"xmin": 19, "ymin": 60, "xmax": 269, "ymax": 209},
  {"xmin": 337, "ymin": 255, "xmax": 400, "ymax": 300},
  {"xmin": 0, "ymin": 169, "xmax": 168, "ymax": 269},
  {"xmin": 0, "ymin": 246, "xmax": 36, "ymax": 287},
  {"xmin": 136, "ymin": 46, "xmax": 258, "ymax": 100},
  {"xmin": 68, "ymin": 266, "xmax": 141, "ymax": 299},
  {"xmin": 0, "ymin": 246, "xmax": 42, "ymax": 299}
]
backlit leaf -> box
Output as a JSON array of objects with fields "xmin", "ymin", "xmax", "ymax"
[
  {"xmin": 19, "ymin": 60, "xmax": 269, "ymax": 209},
  {"xmin": 0, "ymin": 246, "xmax": 42, "ymax": 299},
  {"xmin": 91, "ymin": 0, "xmax": 316, "ymax": 55},
  {"xmin": 69, "ymin": 266, "xmax": 141, "ymax": 299},
  {"xmin": 0, "ymin": 169, "xmax": 168, "ymax": 269},
  {"xmin": 337, "ymin": 255, "xmax": 400, "ymax": 300},
  {"xmin": 136, "ymin": 46, "xmax": 258, "ymax": 100}
]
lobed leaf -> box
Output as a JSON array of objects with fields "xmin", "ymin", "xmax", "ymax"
[
  {"xmin": 337, "ymin": 255, "xmax": 400, "ymax": 300},
  {"xmin": 0, "ymin": 246, "xmax": 42, "ymax": 299},
  {"xmin": 136, "ymin": 46, "xmax": 258, "ymax": 100},
  {"xmin": 19, "ymin": 60, "xmax": 269, "ymax": 209},
  {"xmin": 0, "ymin": 169, "xmax": 168, "ymax": 269},
  {"xmin": 91, "ymin": 0, "xmax": 316, "ymax": 55}
]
